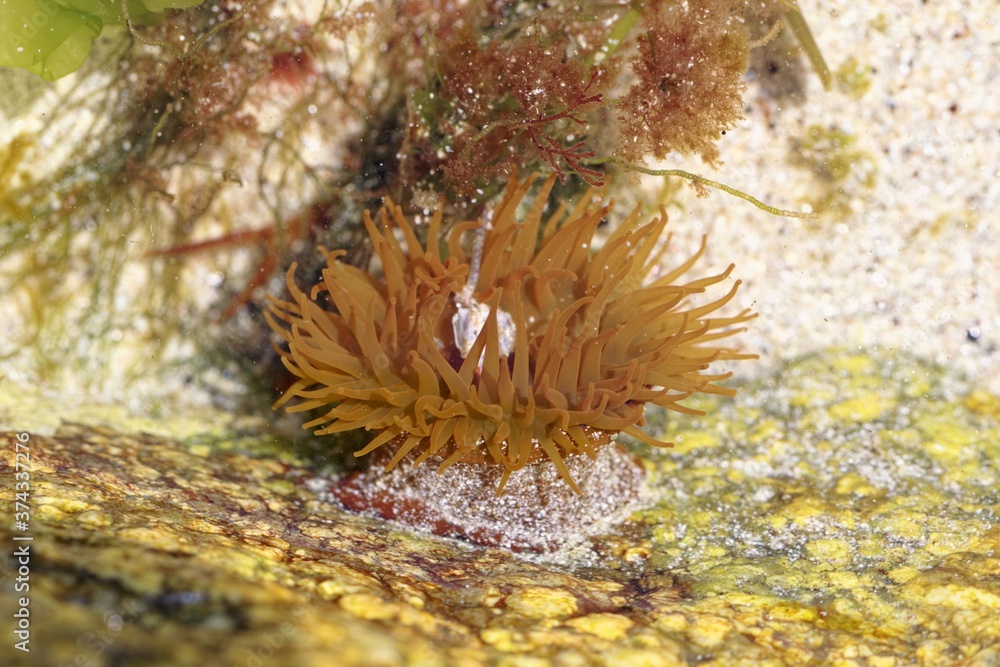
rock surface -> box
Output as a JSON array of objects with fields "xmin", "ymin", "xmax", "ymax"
[{"xmin": 2, "ymin": 350, "xmax": 999, "ymax": 666}]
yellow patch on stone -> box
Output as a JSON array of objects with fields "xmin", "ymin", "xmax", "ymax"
[
  {"xmin": 831, "ymin": 354, "xmax": 876, "ymax": 375},
  {"xmin": 42, "ymin": 496, "xmax": 97, "ymax": 513},
  {"xmin": 496, "ymin": 656, "xmax": 552, "ymax": 667},
  {"xmin": 623, "ymin": 546, "xmax": 651, "ymax": 563},
  {"xmin": 919, "ymin": 585, "xmax": 1000, "ymax": 611},
  {"xmin": 766, "ymin": 601, "xmax": 819, "ymax": 623},
  {"xmin": 397, "ymin": 606, "xmax": 448, "ymax": 635},
  {"xmin": 700, "ymin": 545, "xmax": 728, "ymax": 558},
  {"xmin": 315, "ymin": 573, "xmax": 382, "ymax": 600},
  {"xmin": 670, "ymin": 430, "xmax": 719, "ymax": 454},
  {"xmin": 339, "ymin": 593, "xmax": 401, "ymax": 621},
  {"xmin": 33, "ymin": 498, "xmax": 90, "ymax": 522},
  {"xmin": 724, "ymin": 468, "xmax": 746, "ymax": 484},
  {"xmin": 835, "ymin": 509, "xmax": 858, "ymax": 530},
  {"xmin": 478, "ymin": 586, "xmax": 505, "ymax": 608},
  {"xmin": 687, "ymin": 614, "xmax": 734, "ymax": 647},
  {"xmin": 924, "ymin": 531, "xmax": 976, "ymax": 557},
  {"xmin": 963, "ymin": 389, "xmax": 1000, "ymax": 419},
  {"xmin": 212, "ymin": 549, "xmax": 268, "ymax": 579},
  {"xmin": 748, "ymin": 418, "xmax": 782, "ymax": 444},
  {"xmin": 878, "ymin": 512, "xmax": 927, "ymax": 541},
  {"xmin": 829, "ymin": 393, "xmax": 896, "ymax": 422},
  {"xmin": 602, "ymin": 647, "xmax": 685, "ymax": 667},
  {"xmin": 784, "ymin": 497, "xmax": 829, "ymax": 526},
  {"xmin": 316, "ymin": 579, "xmax": 351, "ymax": 599},
  {"xmin": 118, "ymin": 526, "xmax": 191, "ymax": 552},
  {"xmin": 565, "ymin": 613, "xmax": 635, "ymax": 640},
  {"xmin": 915, "ymin": 639, "xmax": 955, "ymax": 665},
  {"xmin": 869, "ymin": 657, "xmax": 899, "ymax": 667},
  {"xmin": 684, "ymin": 508, "xmax": 719, "ymax": 531},
  {"xmin": 653, "ymin": 612, "xmax": 688, "ymax": 633},
  {"xmin": 901, "ymin": 375, "xmax": 933, "ymax": 399},
  {"xmin": 805, "ymin": 539, "xmax": 854, "ymax": 566},
  {"xmin": 826, "ymin": 571, "xmax": 861, "ymax": 589},
  {"xmin": 915, "ymin": 414, "xmax": 980, "ymax": 463},
  {"xmin": 480, "ymin": 627, "xmax": 532, "ymax": 652},
  {"xmin": 75, "ymin": 509, "xmax": 113, "ymax": 527},
  {"xmin": 262, "ymin": 478, "xmax": 297, "ymax": 495},
  {"xmin": 886, "ymin": 566, "xmax": 920, "ymax": 584},
  {"xmin": 788, "ymin": 384, "xmax": 837, "ymax": 408},
  {"xmin": 834, "ymin": 472, "xmax": 880, "ymax": 497},
  {"xmin": 505, "ymin": 587, "xmax": 578, "ymax": 619}
]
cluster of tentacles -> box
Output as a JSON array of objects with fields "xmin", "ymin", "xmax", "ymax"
[{"xmin": 266, "ymin": 174, "xmax": 755, "ymax": 492}]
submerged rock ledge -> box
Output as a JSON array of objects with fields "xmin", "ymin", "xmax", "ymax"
[{"xmin": 2, "ymin": 349, "xmax": 999, "ymax": 666}]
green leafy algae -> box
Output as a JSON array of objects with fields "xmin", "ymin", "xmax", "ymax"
[{"xmin": 0, "ymin": 0, "xmax": 207, "ymax": 80}]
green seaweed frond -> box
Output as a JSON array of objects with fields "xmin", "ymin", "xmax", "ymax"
[
  {"xmin": 584, "ymin": 156, "xmax": 816, "ymax": 219},
  {"xmin": 781, "ymin": 3, "xmax": 832, "ymax": 90}
]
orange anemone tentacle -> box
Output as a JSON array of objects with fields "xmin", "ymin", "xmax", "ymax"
[{"xmin": 267, "ymin": 174, "xmax": 755, "ymax": 494}]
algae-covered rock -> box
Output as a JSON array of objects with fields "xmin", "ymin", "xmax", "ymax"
[{"xmin": 1, "ymin": 349, "xmax": 999, "ymax": 666}]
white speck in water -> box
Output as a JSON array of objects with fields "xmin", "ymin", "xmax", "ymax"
[{"xmin": 307, "ymin": 104, "xmax": 317, "ymax": 115}]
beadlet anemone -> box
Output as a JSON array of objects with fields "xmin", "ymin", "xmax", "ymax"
[{"xmin": 266, "ymin": 174, "xmax": 755, "ymax": 493}]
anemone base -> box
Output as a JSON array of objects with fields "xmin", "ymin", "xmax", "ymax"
[{"xmin": 325, "ymin": 443, "xmax": 648, "ymax": 553}]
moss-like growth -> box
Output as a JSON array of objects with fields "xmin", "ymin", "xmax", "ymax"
[
  {"xmin": 789, "ymin": 124, "xmax": 877, "ymax": 217},
  {"xmin": 615, "ymin": 0, "xmax": 749, "ymax": 166},
  {"xmin": 835, "ymin": 56, "xmax": 874, "ymax": 98},
  {"xmin": 399, "ymin": 0, "xmax": 792, "ymax": 199}
]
